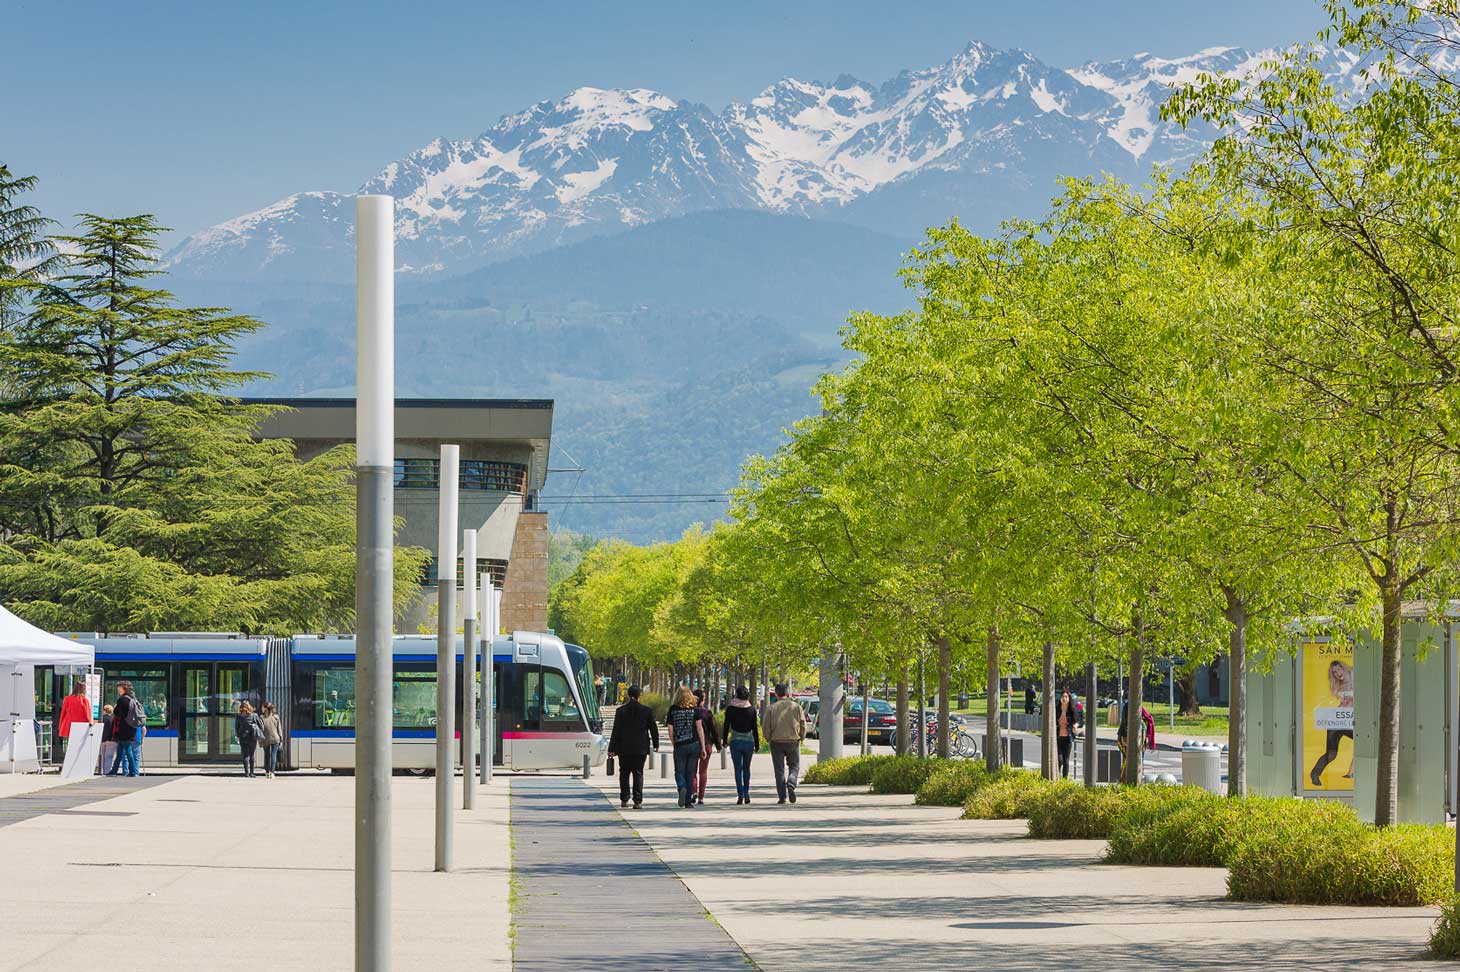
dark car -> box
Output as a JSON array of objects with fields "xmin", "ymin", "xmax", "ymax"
[{"xmin": 844, "ymin": 698, "xmax": 898, "ymax": 745}]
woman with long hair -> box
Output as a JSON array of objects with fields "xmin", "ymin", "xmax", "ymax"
[
  {"xmin": 1309, "ymin": 659, "xmax": 1355, "ymax": 786},
  {"xmin": 259, "ymin": 702, "xmax": 284, "ymax": 778},
  {"xmin": 665, "ymin": 686, "xmax": 707, "ymax": 808},
  {"xmin": 722, "ymin": 685, "xmax": 760, "ymax": 804},
  {"xmin": 1054, "ymin": 688, "xmax": 1079, "ymax": 779},
  {"xmin": 235, "ymin": 701, "xmax": 264, "ymax": 778}
]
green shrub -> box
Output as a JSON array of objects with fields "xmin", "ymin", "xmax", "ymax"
[
  {"xmin": 1025, "ymin": 782, "xmax": 1124, "ymax": 838},
  {"xmin": 1430, "ymin": 896, "xmax": 1460, "ymax": 958},
  {"xmin": 915, "ymin": 762, "xmax": 992, "ymax": 806},
  {"xmin": 961, "ymin": 770, "xmax": 1053, "ymax": 819},
  {"xmin": 640, "ymin": 692, "xmax": 670, "ymax": 723},
  {"xmin": 802, "ymin": 754, "xmax": 894, "ymax": 786},
  {"xmin": 1227, "ymin": 812, "xmax": 1453, "ymax": 906},
  {"xmin": 1107, "ymin": 794, "xmax": 1338, "ymax": 868},
  {"xmin": 869, "ymin": 756, "xmax": 948, "ymax": 795}
]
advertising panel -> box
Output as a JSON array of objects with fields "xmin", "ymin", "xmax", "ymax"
[{"xmin": 1301, "ymin": 640, "xmax": 1355, "ymax": 792}]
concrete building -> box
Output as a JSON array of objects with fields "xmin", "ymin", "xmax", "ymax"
[{"xmin": 249, "ymin": 398, "xmax": 552, "ymax": 633}]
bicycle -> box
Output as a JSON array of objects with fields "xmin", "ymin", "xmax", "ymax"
[{"xmin": 924, "ymin": 721, "xmax": 980, "ymax": 760}]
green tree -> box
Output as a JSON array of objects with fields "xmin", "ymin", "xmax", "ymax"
[
  {"xmin": 0, "ymin": 213, "xmax": 428, "ymax": 632},
  {"xmin": 0, "ymin": 165, "xmax": 62, "ymax": 329}
]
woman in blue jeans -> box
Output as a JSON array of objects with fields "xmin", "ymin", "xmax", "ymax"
[
  {"xmin": 665, "ymin": 686, "xmax": 706, "ymax": 808},
  {"xmin": 721, "ymin": 685, "xmax": 760, "ymax": 804}
]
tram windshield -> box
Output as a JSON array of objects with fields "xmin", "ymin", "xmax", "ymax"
[{"xmin": 566, "ymin": 644, "xmax": 601, "ymax": 727}]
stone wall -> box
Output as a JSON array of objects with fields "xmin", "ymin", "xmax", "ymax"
[{"xmin": 500, "ymin": 511, "xmax": 549, "ymax": 634}]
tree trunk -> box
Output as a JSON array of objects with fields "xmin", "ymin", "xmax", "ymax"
[
  {"xmin": 1041, "ymin": 640, "xmax": 1057, "ymax": 780},
  {"xmin": 860, "ymin": 677, "xmax": 871, "ymax": 755},
  {"xmin": 936, "ymin": 635, "xmax": 951, "ymax": 758},
  {"xmin": 985, "ymin": 625, "xmax": 1001, "ymax": 772},
  {"xmin": 1375, "ymin": 583, "xmax": 1403, "ymax": 827},
  {"xmin": 1176, "ymin": 670, "xmax": 1202, "ymax": 717},
  {"xmin": 1123, "ymin": 617, "xmax": 1147, "ymax": 786},
  {"xmin": 1084, "ymin": 661, "xmax": 1098, "ymax": 788},
  {"xmin": 895, "ymin": 664, "xmax": 910, "ymax": 755},
  {"xmin": 1223, "ymin": 586, "xmax": 1248, "ymax": 798},
  {"xmin": 917, "ymin": 652, "xmax": 927, "ymax": 759}
]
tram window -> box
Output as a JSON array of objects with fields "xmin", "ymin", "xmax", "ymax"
[
  {"xmin": 522, "ymin": 668, "xmax": 542, "ymax": 726},
  {"xmin": 313, "ymin": 669, "xmax": 357, "ymax": 727},
  {"xmin": 103, "ymin": 668, "xmax": 168, "ymax": 727},
  {"xmin": 541, "ymin": 671, "xmax": 581, "ymax": 728},
  {"xmin": 393, "ymin": 671, "xmax": 436, "ymax": 727}
]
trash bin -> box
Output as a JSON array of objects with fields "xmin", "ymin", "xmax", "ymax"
[
  {"xmin": 1096, "ymin": 747, "xmax": 1123, "ymax": 782},
  {"xmin": 1181, "ymin": 742, "xmax": 1222, "ymax": 794}
]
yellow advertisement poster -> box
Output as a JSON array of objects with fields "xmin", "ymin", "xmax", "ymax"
[{"xmin": 1301, "ymin": 640, "xmax": 1355, "ymax": 792}]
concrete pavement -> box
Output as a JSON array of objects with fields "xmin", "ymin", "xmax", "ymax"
[
  {"xmin": 0, "ymin": 771, "xmax": 510, "ymax": 972},
  {"xmin": 589, "ymin": 753, "xmax": 1447, "ymax": 970}
]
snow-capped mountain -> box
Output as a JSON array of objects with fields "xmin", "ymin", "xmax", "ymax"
[{"xmin": 166, "ymin": 41, "xmax": 1352, "ymax": 281}]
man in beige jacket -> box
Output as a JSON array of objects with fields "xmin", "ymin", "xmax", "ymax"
[{"xmin": 763, "ymin": 683, "xmax": 806, "ymax": 804}]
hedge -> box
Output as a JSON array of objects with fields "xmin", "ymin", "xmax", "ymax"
[
  {"xmin": 869, "ymin": 756, "xmax": 949, "ymax": 795},
  {"xmin": 801, "ymin": 754, "xmax": 894, "ymax": 786},
  {"xmin": 1227, "ymin": 818, "xmax": 1453, "ymax": 906},
  {"xmin": 1016, "ymin": 782, "xmax": 1456, "ymax": 907},
  {"xmin": 1431, "ymin": 896, "xmax": 1460, "ymax": 958},
  {"xmin": 914, "ymin": 762, "xmax": 992, "ymax": 806},
  {"xmin": 640, "ymin": 692, "xmax": 670, "ymax": 724},
  {"xmin": 961, "ymin": 770, "xmax": 1053, "ymax": 819}
]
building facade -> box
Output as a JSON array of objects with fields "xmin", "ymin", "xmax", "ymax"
[{"xmin": 249, "ymin": 398, "xmax": 552, "ymax": 633}]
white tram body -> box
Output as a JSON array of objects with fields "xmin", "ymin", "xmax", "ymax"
[{"xmin": 43, "ymin": 630, "xmax": 605, "ymax": 773}]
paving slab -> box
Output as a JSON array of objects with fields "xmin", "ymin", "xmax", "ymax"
[
  {"xmin": 0, "ymin": 772, "xmax": 511, "ymax": 972},
  {"xmin": 511, "ymin": 775, "xmax": 752, "ymax": 971},
  {"xmin": 589, "ymin": 752, "xmax": 1453, "ymax": 971}
]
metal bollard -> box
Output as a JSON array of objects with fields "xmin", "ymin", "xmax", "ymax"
[
  {"xmin": 719, "ymin": 747, "xmax": 728, "ymax": 770},
  {"xmin": 582, "ymin": 755, "xmax": 591, "ymax": 780},
  {"xmin": 660, "ymin": 751, "xmax": 670, "ymax": 778}
]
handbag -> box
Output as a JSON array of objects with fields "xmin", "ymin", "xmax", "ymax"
[{"xmin": 606, "ymin": 755, "xmax": 616, "ymax": 775}]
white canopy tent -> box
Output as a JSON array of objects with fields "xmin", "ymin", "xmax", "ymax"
[{"xmin": 0, "ymin": 603, "xmax": 95, "ymax": 772}]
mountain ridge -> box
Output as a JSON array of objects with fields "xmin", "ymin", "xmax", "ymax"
[{"xmin": 166, "ymin": 40, "xmax": 1353, "ymax": 283}]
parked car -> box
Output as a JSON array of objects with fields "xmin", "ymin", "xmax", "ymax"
[
  {"xmin": 797, "ymin": 696, "xmax": 821, "ymax": 738},
  {"xmin": 844, "ymin": 698, "xmax": 898, "ymax": 745}
]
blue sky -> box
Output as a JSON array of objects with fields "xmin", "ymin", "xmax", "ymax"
[{"xmin": 5, "ymin": 0, "xmax": 1330, "ymax": 246}]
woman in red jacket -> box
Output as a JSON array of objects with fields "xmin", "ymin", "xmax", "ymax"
[{"xmin": 57, "ymin": 680, "xmax": 93, "ymax": 755}]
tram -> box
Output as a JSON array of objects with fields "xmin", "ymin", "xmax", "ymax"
[{"xmin": 35, "ymin": 630, "xmax": 605, "ymax": 772}]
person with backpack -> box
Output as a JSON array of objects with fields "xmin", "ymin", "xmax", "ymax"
[
  {"xmin": 607, "ymin": 684, "xmax": 659, "ymax": 809},
  {"xmin": 665, "ymin": 686, "xmax": 707, "ymax": 808},
  {"xmin": 259, "ymin": 702, "xmax": 284, "ymax": 778},
  {"xmin": 721, "ymin": 685, "xmax": 760, "ymax": 804},
  {"xmin": 689, "ymin": 688, "xmax": 721, "ymax": 805},
  {"xmin": 106, "ymin": 681, "xmax": 144, "ymax": 777},
  {"xmin": 235, "ymin": 701, "xmax": 264, "ymax": 778}
]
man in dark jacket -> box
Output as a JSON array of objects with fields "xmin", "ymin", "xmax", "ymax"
[
  {"xmin": 106, "ymin": 681, "xmax": 142, "ymax": 777},
  {"xmin": 607, "ymin": 685, "xmax": 659, "ymax": 809}
]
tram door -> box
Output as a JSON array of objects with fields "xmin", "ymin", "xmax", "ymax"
[{"xmin": 180, "ymin": 663, "xmax": 250, "ymax": 762}]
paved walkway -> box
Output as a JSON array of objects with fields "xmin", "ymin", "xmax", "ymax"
[
  {"xmin": 0, "ymin": 772, "xmax": 511, "ymax": 972},
  {"xmin": 588, "ymin": 752, "xmax": 1449, "ymax": 971},
  {"xmin": 0, "ymin": 775, "xmax": 169, "ymax": 827},
  {"xmin": 510, "ymin": 776, "xmax": 751, "ymax": 971}
]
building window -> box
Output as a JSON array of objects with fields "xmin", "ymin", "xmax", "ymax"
[{"xmin": 393, "ymin": 458, "xmax": 527, "ymax": 493}]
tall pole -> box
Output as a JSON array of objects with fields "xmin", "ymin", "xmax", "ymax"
[
  {"xmin": 480, "ymin": 582, "xmax": 494, "ymax": 785},
  {"xmin": 435, "ymin": 444, "xmax": 459, "ymax": 872},
  {"xmin": 917, "ymin": 651, "xmax": 926, "ymax": 759},
  {"xmin": 461, "ymin": 529, "xmax": 477, "ymax": 811},
  {"xmin": 1168, "ymin": 660, "xmax": 1176, "ymax": 732},
  {"xmin": 354, "ymin": 194, "xmax": 394, "ymax": 972}
]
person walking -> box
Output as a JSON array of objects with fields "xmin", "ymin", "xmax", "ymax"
[
  {"xmin": 722, "ymin": 685, "xmax": 760, "ymax": 804},
  {"xmin": 97, "ymin": 704, "xmax": 116, "ymax": 776},
  {"xmin": 106, "ymin": 681, "xmax": 142, "ymax": 777},
  {"xmin": 1054, "ymin": 688, "xmax": 1079, "ymax": 779},
  {"xmin": 235, "ymin": 702, "xmax": 264, "ymax": 777},
  {"xmin": 259, "ymin": 702, "xmax": 283, "ymax": 778},
  {"xmin": 607, "ymin": 684, "xmax": 659, "ymax": 809},
  {"xmin": 57, "ymin": 680, "xmax": 93, "ymax": 757},
  {"xmin": 763, "ymin": 683, "xmax": 805, "ymax": 804},
  {"xmin": 666, "ymin": 686, "xmax": 706, "ymax": 808},
  {"xmin": 690, "ymin": 688, "xmax": 721, "ymax": 805}
]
